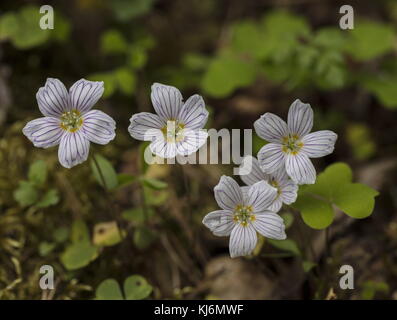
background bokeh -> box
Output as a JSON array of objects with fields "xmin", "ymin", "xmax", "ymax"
[{"xmin": 0, "ymin": 0, "xmax": 397, "ymax": 300}]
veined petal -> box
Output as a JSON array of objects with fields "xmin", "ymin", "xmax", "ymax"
[
  {"xmin": 252, "ymin": 212, "xmax": 286, "ymax": 240},
  {"xmin": 36, "ymin": 78, "xmax": 70, "ymax": 117},
  {"xmin": 268, "ymin": 198, "xmax": 283, "ymax": 213},
  {"xmin": 23, "ymin": 117, "xmax": 63, "ymax": 148},
  {"xmin": 287, "ymin": 99, "xmax": 313, "ymax": 137},
  {"xmin": 257, "ymin": 143, "xmax": 285, "ymax": 173},
  {"xmin": 82, "ymin": 110, "xmax": 116, "ymax": 145},
  {"xmin": 279, "ymin": 182, "xmax": 298, "ymax": 205},
  {"xmin": 214, "ymin": 176, "xmax": 243, "ymax": 211},
  {"xmin": 241, "ymin": 186, "xmax": 250, "ymax": 199},
  {"xmin": 128, "ymin": 112, "xmax": 164, "ymax": 141},
  {"xmin": 178, "ymin": 94, "xmax": 208, "ymax": 130},
  {"xmin": 239, "ymin": 156, "xmax": 268, "ymax": 186},
  {"xmin": 245, "ymin": 180, "xmax": 278, "ymax": 213},
  {"xmin": 69, "ymin": 79, "xmax": 104, "ymax": 113},
  {"xmin": 176, "ymin": 129, "xmax": 208, "ymax": 156},
  {"xmin": 271, "ymin": 168, "xmax": 298, "ymax": 205},
  {"xmin": 301, "ymin": 130, "xmax": 337, "ymax": 158},
  {"xmin": 151, "ymin": 83, "xmax": 183, "ymax": 121},
  {"xmin": 202, "ymin": 210, "xmax": 235, "ymax": 237},
  {"xmin": 149, "ymin": 136, "xmax": 177, "ymax": 159},
  {"xmin": 286, "ymin": 152, "xmax": 316, "ymax": 185},
  {"xmin": 58, "ymin": 131, "xmax": 90, "ymax": 169},
  {"xmin": 229, "ymin": 224, "xmax": 257, "ymax": 258},
  {"xmin": 254, "ymin": 113, "xmax": 288, "ymax": 143}
]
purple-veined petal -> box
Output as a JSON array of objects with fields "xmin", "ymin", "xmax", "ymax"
[
  {"xmin": 285, "ymin": 152, "xmax": 316, "ymax": 185},
  {"xmin": 214, "ymin": 176, "xmax": 243, "ymax": 211},
  {"xmin": 252, "ymin": 212, "xmax": 286, "ymax": 240},
  {"xmin": 128, "ymin": 112, "xmax": 165, "ymax": 141},
  {"xmin": 36, "ymin": 78, "xmax": 70, "ymax": 117},
  {"xmin": 82, "ymin": 110, "xmax": 116, "ymax": 145},
  {"xmin": 257, "ymin": 143, "xmax": 285, "ymax": 173},
  {"xmin": 58, "ymin": 131, "xmax": 90, "ymax": 169},
  {"xmin": 241, "ymin": 186, "xmax": 250, "ymax": 200},
  {"xmin": 149, "ymin": 136, "xmax": 177, "ymax": 159},
  {"xmin": 245, "ymin": 181, "xmax": 277, "ymax": 213},
  {"xmin": 150, "ymin": 83, "xmax": 183, "ymax": 121},
  {"xmin": 178, "ymin": 94, "xmax": 208, "ymax": 130},
  {"xmin": 301, "ymin": 130, "xmax": 337, "ymax": 158},
  {"xmin": 22, "ymin": 117, "xmax": 63, "ymax": 148},
  {"xmin": 287, "ymin": 99, "xmax": 313, "ymax": 137},
  {"xmin": 69, "ymin": 79, "xmax": 104, "ymax": 113},
  {"xmin": 268, "ymin": 198, "xmax": 283, "ymax": 213},
  {"xmin": 239, "ymin": 155, "xmax": 268, "ymax": 186},
  {"xmin": 270, "ymin": 168, "xmax": 298, "ymax": 205},
  {"xmin": 202, "ymin": 210, "xmax": 235, "ymax": 237},
  {"xmin": 229, "ymin": 224, "xmax": 257, "ymax": 258},
  {"xmin": 254, "ymin": 113, "xmax": 288, "ymax": 143},
  {"xmin": 176, "ymin": 129, "xmax": 208, "ymax": 156}
]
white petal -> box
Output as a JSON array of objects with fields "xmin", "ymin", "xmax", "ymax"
[
  {"xmin": 202, "ymin": 210, "xmax": 235, "ymax": 236},
  {"xmin": 149, "ymin": 137, "xmax": 177, "ymax": 159},
  {"xmin": 252, "ymin": 212, "xmax": 286, "ymax": 240},
  {"xmin": 301, "ymin": 130, "xmax": 337, "ymax": 158},
  {"xmin": 270, "ymin": 169, "xmax": 298, "ymax": 205},
  {"xmin": 214, "ymin": 176, "xmax": 243, "ymax": 211},
  {"xmin": 245, "ymin": 181, "xmax": 278, "ymax": 212},
  {"xmin": 241, "ymin": 186, "xmax": 250, "ymax": 199},
  {"xmin": 128, "ymin": 112, "xmax": 164, "ymax": 141},
  {"xmin": 58, "ymin": 131, "xmax": 90, "ymax": 169},
  {"xmin": 285, "ymin": 153, "xmax": 316, "ymax": 185},
  {"xmin": 239, "ymin": 156, "xmax": 268, "ymax": 186},
  {"xmin": 257, "ymin": 143, "xmax": 285, "ymax": 173},
  {"xmin": 229, "ymin": 224, "xmax": 257, "ymax": 258},
  {"xmin": 36, "ymin": 78, "xmax": 70, "ymax": 117},
  {"xmin": 279, "ymin": 184, "xmax": 298, "ymax": 205},
  {"xmin": 254, "ymin": 113, "xmax": 288, "ymax": 143},
  {"xmin": 268, "ymin": 198, "xmax": 283, "ymax": 213},
  {"xmin": 178, "ymin": 94, "xmax": 208, "ymax": 130},
  {"xmin": 176, "ymin": 129, "xmax": 208, "ymax": 156},
  {"xmin": 150, "ymin": 83, "xmax": 182, "ymax": 120},
  {"xmin": 22, "ymin": 117, "xmax": 63, "ymax": 148},
  {"xmin": 82, "ymin": 110, "xmax": 116, "ymax": 145},
  {"xmin": 287, "ymin": 99, "xmax": 313, "ymax": 137},
  {"xmin": 69, "ymin": 79, "xmax": 104, "ymax": 113}
]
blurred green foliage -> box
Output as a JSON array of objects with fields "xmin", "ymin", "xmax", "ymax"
[
  {"xmin": 13, "ymin": 160, "xmax": 59, "ymax": 208},
  {"xmin": 96, "ymin": 275, "xmax": 152, "ymax": 300},
  {"xmin": 293, "ymin": 163, "xmax": 379, "ymax": 229}
]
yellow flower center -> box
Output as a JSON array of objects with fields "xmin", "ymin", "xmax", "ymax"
[
  {"xmin": 282, "ymin": 134, "xmax": 304, "ymax": 155},
  {"xmin": 233, "ymin": 204, "xmax": 255, "ymax": 227},
  {"xmin": 60, "ymin": 110, "xmax": 83, "ymax": 132},
  {"xmin": 161, "ymin": 120, "xmax": 185, "ymax": 143}
]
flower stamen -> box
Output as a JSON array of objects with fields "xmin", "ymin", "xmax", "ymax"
[
  {"xmin": 233, "ymin": 204, "xmax": 254, "ymax": 227},
  {"xmin": 60, "ymin": 109, "xmax": 83, "ymax": 132},
  {"xmin": 282, "ymin": 134, "xmax": 303, "ymax": 155},
  {"xmin": 161, "ymin": 120, "xmax": 185, "ymax": 143}
]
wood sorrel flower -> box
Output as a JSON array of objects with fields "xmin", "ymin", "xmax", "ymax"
[
  {"xmin": 23, "ymin": 78, "xmax": 116, "ymax": 168},
  {"xmin": 239, "ymin": 156, "xmax": 298, "ymax": 212},
  {"xmin": 202, "ymin": 176, "xmax": 286, "ymax": 258},
  {"xmin": 254, "ymin": 99, "xmax": 337, "ymax": 184},
  {"xmin": 128, "ymin": 83, "xmax": 208, "ymax": 158}
]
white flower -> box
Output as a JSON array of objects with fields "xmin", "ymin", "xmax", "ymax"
[
  {"xmin": 239, "ymin": 156, "xmax": 298, "ymax": 212},
  {"xmin": 254, "ymin": 99, "xmax": 337, "ymax": 184},
  {"xmin": 202, "ymin": 176, "xmax": 286, "ymax": 258},
  {"xmin": 23, "ymin": 78, "xmax": 116, "ymax": 168},
  {"xmin": 128, "ymin": 83, "xmax": 209, "ymax": 158}
]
